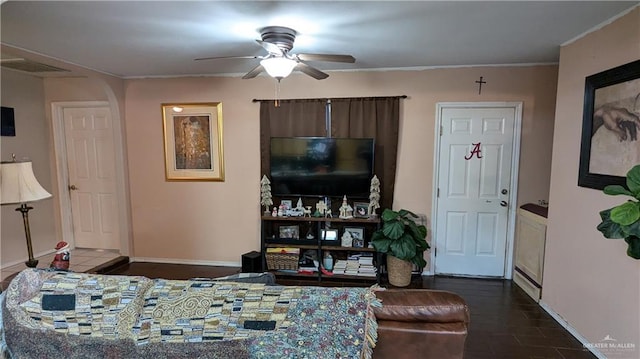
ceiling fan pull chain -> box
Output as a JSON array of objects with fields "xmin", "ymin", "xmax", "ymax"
[{"xmin": 274, "ymin": 79, "xmax": 281, "ymax": 108}]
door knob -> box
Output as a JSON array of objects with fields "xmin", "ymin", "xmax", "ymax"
[
  {"xmin": 68, "ymin": 184, "xmax": 79, "ymax": 191},
  {"xmin": 500, "ymin": 200, "xmax": 508, "ymax": 207}
]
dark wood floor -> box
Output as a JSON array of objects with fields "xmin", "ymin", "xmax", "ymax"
[{"xmin": 106, "ymin": 262, "xmax": 596, "ymax": 359}]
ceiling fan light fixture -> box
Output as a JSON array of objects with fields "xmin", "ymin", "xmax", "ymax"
[{"xmin": 260, "ymin": 57, "xmax": 297, "ymax": 79}]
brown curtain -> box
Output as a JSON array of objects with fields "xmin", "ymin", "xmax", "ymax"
[
  {"xmin": 259, "ymin": 99, "xmax": 327, "ymax": 177},
  {"xmin": 331, "ymin": 97, "xmax": 400, "ymax": 210}
]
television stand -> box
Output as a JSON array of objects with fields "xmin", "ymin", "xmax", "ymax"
[{"xmin": 260, "ymin": 215, "xmax": 382, "ymax": 283}]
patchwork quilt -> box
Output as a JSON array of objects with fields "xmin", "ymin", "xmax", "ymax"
[{"xmin": 2, "ymin": 269, "xmax": 379, "ymax": 359}]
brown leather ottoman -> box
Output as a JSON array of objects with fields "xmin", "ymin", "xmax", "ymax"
[{"xmin": 373, "ymin": 289, "xmax": 470, "ymax": 359}]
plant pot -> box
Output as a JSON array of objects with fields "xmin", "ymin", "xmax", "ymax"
[{"xmin": 386, "ymin": 254, "xmax": 413, "ymax": 287}]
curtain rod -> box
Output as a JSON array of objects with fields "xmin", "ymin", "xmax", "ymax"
[{"xmin": 252, "ymin": 95, "xmax": 407, "ymax": 102}]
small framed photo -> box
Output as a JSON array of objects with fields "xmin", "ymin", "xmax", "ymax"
[
  {"xmin": 280, "ymin": 200, "xmax": 292, "ymax": 210},
  {"xmin": 320, "ymin": 228, "xmax": 339, "ymax": 241},
  {"xmin": 279, "ymin": 225, "xmax": 299, "ymax": 239},
  {"xmin": 354, "ymin": 202, "xmax": 369, "ymax": 218},
  {"xmin": 345, "ymin": 227, "xmax": 365, "ymax": 248}
]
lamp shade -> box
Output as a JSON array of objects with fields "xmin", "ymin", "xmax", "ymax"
[
  {"xmin": 260, "ymin": 57, "xmax": 297, "ymax": 78},
  {"xmin": 0, "ymin": 161, "xmax": 52, "ymax": 205}
]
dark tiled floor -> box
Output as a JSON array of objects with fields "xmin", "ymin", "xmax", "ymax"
[{"xmin": 106, "ymin": 263, "xmax": 595, "ymax": 359}]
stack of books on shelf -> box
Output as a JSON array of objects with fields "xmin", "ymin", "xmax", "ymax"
[
  {"xmin": 357, "ymin": 256, "xmax": 377, "ymax": 277},
  {"xmin": 332, "ymin": 254, "xmax": 377, "ymax": 277},
  {"xmin": 332, "ymin": 260, "xmax": 347, "ymax": 273}
]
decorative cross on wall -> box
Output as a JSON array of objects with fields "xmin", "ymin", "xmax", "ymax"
[{"xmin": 475, "ymin": 76, "xmax": 486, "ymax": 94}]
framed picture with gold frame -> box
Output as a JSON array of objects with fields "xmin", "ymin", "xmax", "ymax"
[{"xmin": 162, "ymin": 103, "xmax": 224, "ymax": 181}]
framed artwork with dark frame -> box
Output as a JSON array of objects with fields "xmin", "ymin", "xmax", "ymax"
[
  {"xmin": 279, "ymin": 225, "xmax": 300, "ymax": 239},
  {"xmin": 353, "ymin": 202, "xmax": 369, "ymax": 218},
  {"xmin": 578, "ymin": 59, "xmax": 640, "ymax": 190},
  {"xmin": 162, "ymin": 103, "xmax": 224, "ymax": 181},
  {"xmin": 319, "ymin": 228, "xmax": 338, "ymax": 241}
]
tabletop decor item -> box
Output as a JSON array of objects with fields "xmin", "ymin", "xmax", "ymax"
[
  {"xmin": 50, "ymin": 241, "xmax": 70, "ymax": 270},
  {"xmin": 368, "ymin": 175, "xmax": 381, "ymax": 217},
  {"xmin": 260, "ymin": 175, "xmax": 273, "ymax": 215}
]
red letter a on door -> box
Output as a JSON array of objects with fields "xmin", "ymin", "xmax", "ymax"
[{"xmin": 464, "ymin": 143, "xmax": 482, "ymax": 160}]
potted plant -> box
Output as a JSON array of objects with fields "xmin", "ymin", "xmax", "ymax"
[
  {"xmin": 371, "ymin": 208, "xmax": 429, "ymax": 286},
  {"xmin": 597, "ymin": 164, "xmax": 640, "ymax": 259}
]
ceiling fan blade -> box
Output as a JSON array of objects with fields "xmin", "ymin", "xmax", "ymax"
[
  {"xmin": 296, "ymin": 54, "xmax": 355, "ymax": 63},
  {"xmin": 242, "ymin": 64, "xmax": 265, "ymax": 79},
  {"xmin": 295, "ymin": 62, "xmax": 329, "ymax": 80},
  {"xmin": 256, "ymin": 40, "xmax": 283, "ymax": 55},
  {"xmin": 194, "ymin": 55, "xmax": 260, "ymax": 61}
]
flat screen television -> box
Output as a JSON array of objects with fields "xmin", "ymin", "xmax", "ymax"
[{"xmin": 270, "ymin": 137, "xmax": 374, "ymax": 198}]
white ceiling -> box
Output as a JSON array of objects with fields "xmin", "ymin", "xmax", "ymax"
[{"xmin": 1, "ymin": 1, "xmax": 638, "ymax": 79}]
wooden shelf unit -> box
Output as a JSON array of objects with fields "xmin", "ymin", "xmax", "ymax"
[{"xmin": 261, "ymin": 215, "xmax": 382, "ymax": 282}]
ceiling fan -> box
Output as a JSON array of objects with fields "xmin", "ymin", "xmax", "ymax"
[{"xmin": 195, "ymin": 26, "xmax": 355, "ymax": 80}]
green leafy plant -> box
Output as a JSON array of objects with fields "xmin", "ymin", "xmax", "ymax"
[
  {"xmin": 371, "ymin": 209, "xmax": 430, "ymax": 267},
  {"xmin": 597, "ymin": 164, "xmax": 640, "ymax": 259}
]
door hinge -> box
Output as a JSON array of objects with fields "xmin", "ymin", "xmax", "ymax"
[
  {"xmin": 437, "ymin": 188, "xmax": 440, "ymax": 198},
  {"xmin": 434, "ymin": 248, "xmax": 437, "ymax": 257},
  {"xmin": 440, "ymin": 125, "xmax": 443, "ymax": 136}
]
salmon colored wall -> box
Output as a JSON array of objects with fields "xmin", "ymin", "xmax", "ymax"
[
  {"xmin": 543, "ymin": 7, "xmax": 639, "ymax": 355},
  {"xmin": 1, "ymin": 69, "xmax": 57, "ymax": 267},
  {"xmin": 0, "ymin": 43, "xmax": 128, "ymax": 267},
  {"xmin": 124, "ymin": 65, "xmax": 558, "ymax": 264}
]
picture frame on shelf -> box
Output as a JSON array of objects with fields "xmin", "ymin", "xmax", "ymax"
[
  {"xmin": 280, "ymin": 200, "xmax": 292, "ymax": 210},
  {"xmin": 279, "ymin": 225, "xmax": 299, "ymax": 239},
  {"xmin": 344, "ymin": 227, "xmax": 365, "ymax": 247},
  {"xmin": 353, "ymin": 202, "xmax": 369, "ymax": 218},
  {"xmin": 577, "ymin": 59, "xmax": 640, "ymax": 190},
  {"xmin": 320, "ymin": 228, "xmax": 339, "ymax": 241},
  {"xmin": 161, "ymin": 103, "xmax": 224, "ymax": 181}
]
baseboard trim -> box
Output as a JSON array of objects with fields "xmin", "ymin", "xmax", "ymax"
[
  {"xmin": 538, "ymin": 301, "xmax": 605, "ymax": 359},
  {"xmin": 131, "ymin": 257, "xmax": 241, "ymax": 268}
]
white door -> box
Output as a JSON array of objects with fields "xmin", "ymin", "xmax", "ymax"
[
  {"xmin": 434, "ymin": 105, "xmax": 518, "ymax": 277},
  {"xmin": 63, "ymin": 107, "xmax": 119, "ymax": 249}
]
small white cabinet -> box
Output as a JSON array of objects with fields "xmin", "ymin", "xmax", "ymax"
[{"xmin": 513, "ymin": 204, "xmax": 547, "ymax": 302}]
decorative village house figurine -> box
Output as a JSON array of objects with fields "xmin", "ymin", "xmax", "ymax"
[
  {"xmin": 338, "ymin": 195, "xmax": 354, "ymax": 219},
  {"xmin": 50, "ymin": 241, "xmax": 70, "ymax": 270},
  {"xmin": 341, "ymin": 230, "xmax": 353, "ymax": 247}
]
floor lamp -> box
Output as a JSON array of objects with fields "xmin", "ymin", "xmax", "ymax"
[{"xmin": 1, "ymin": 158, "xmax": 52, "ymax": 267}]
